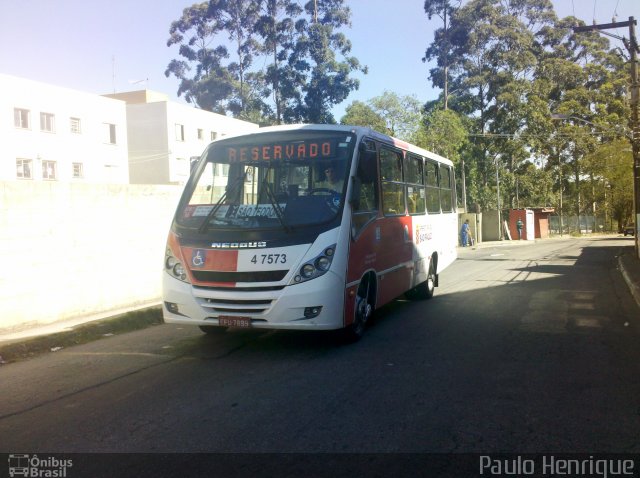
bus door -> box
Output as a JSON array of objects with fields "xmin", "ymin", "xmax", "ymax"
[{"xmin": 377, "ymin": 146, "xmax": 413, "ymax": 304}]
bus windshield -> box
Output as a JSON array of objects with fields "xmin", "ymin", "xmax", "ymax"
[{"xmin": 177, "ymin": 131, "xmax": 356, "ymax": 231}]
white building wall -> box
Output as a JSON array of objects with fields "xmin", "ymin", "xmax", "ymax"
[
  {"xmin": 1, "ymin": 74, "xmax": 129, "ymax": 183},
  {"xmin": 125, "ymin": 99, "xmax": 259, "ymax": 185},
  {"xmin": 127, "ymin": 102, "xmax": 170, "ymax": 185}
]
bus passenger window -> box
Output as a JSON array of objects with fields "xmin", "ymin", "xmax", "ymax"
[
  {"xmin": 352, "ymin": 141, "xmax": 379, "ymax": 237},
  {"xmin": 380, "ymin": 148, "xmax": 404, "ymax": 216},
  {"xmin": 405, "ymin": 155, "xmax": 425, "ymax": 215},
  {"xmin": 425, "ymin": 160, "xmax": 440, "ymax": 213},
  {"xmin": 439, "ymin": 165, "xmax": 454, "ymax": 212}
]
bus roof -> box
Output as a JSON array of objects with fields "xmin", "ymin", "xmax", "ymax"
[{"xmin": 216, "ymin": 124, "xmax": 454, "ymax": 167}]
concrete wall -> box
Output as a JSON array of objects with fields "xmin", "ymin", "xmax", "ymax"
[
  {"xmin": 482, "ymin": 210, "xmax": 501, "ymax": 241},
  {"xmin": 0, "ymin": 181, "xmax": 183, "ymax": 332}
]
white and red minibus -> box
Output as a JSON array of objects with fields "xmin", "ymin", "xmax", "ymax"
[{"xmin": 163, "ymin": 124, "xmax": 458, "ymax": 340}]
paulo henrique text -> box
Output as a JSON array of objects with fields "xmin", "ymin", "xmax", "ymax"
[{"xmin": 479, "ymin": 455, "xmax": 636, "ymax": 477}]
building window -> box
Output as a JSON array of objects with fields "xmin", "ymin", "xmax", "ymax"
[
  {"xmin": 211, "ymin": 131, "xmax": 218, "ymax": 141},
  {"xmin": 103, "ymin": 123, "xmax": 116, "ymax": 144},
  {"xmin": 175, "ymin": 124, "xmax": 185, "ymax": 141},
  {"xmin": 42, "ymin": 160, "xmax": 57, "ymax": 180},
  {"xmin": 40, "ymin": 112, "xmax": 55, "ymax": 132},
  {"xmin": 197, "ymin": 128, "xmax": 204, "ymax": 140},
  {"xmin": 70, "ymin": 117, "xmax": 81, "ymax": 134},
  {"xmin": 14, "ymin": 108, "xmax": 30, "ymax": 129},
  {"xmin": 72, "ymin": 163, "xmax": 84, "ymax": 178},
  {"xmin": 16, "ymin": 159, "xmax": 32, "ymax": 179}
]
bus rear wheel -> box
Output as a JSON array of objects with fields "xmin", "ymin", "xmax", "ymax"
[
  {"xmin": 341, "ymin": 274, "xmax": 375, "ymax": 342},
  {"xmin": 405, "ymin": 260, "xmax": 435, "ymax": 300}
]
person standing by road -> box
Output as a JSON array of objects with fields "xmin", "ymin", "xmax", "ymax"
[
  {"xmin": 516, "ymin": 218, "xmax": 524, "ymax": 240},
  {"xmin": 460, "ymin": 219, "xmax": 470, "ymax": 247}
]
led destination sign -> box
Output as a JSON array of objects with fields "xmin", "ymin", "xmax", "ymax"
[{"xmin": 226, "ymin": 140, "xmax": 336, "ymax": 163}]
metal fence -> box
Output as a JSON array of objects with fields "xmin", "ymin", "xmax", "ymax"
[{"xmin": 548, "ymin": 215, "xmax": 615, "ymax": 235}]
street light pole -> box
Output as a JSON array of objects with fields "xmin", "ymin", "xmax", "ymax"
[{"xmin": 496, "ymin": 157, "xmax": 503, "ymax": 240}]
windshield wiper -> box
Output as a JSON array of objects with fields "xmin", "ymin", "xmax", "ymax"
[
  {"xmin": 198, "ymin": 173, "xmax": 246, "ymax": 234},
  {"xmin": 261, "ymin": 176, "xmax": 292, "ymax": 233}
]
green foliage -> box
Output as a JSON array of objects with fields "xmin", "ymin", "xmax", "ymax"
[
  {"xmin": 340, "ymin": 100, "xmax": 386, "ymax": 131},
  {"xmin": 421, "ymin": 0, "xmax": 633, "ymax": 221},
  {"xmin": 165, "ymin": 0, "xmax": 365, "ymax": 124},
  {"xmin": 416, "ymin": 108, "xmax": 468, "ymax": 162},
  {"xmin": 339, "ymin": 91, "xmax": 423, "ymax": 142},
  {"xmin": 583, "ymin": 139, "xmax": 634, "ymax": 228}
]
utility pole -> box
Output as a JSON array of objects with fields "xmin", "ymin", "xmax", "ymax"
[{"xmin": 575, "ymin": 17, "xmax": 640, "ymax": 259}]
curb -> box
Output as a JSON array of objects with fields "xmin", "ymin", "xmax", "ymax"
[
  {"xmin": 619, "ymin": 254, "xmax": 640, "ymax": 310},
  {"xmin": 0, "ymin": 306, "xmax": 163, "ymax": 364}
]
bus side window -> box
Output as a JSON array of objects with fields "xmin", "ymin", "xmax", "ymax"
[
  {"xmin": 439, "ymin": 164, "xmax": 453, "ymax": 212},
  {"xmin": 425, "ymin": 160, "xmax": 441, "ymax": 214},
  {"xmin": 405, "ymin": 154, "xmax": 425, "ymax": 215},
  {"xmin": 380, "ymin": 147, "xmax": 404, "ymax": 216},
  {"xmin": 353, "ymin": 141, "xmax": 378, "ymax": 213},
  {"xmin": 351, "ymin": 140, "xmax": 379, "ymax": 238}
]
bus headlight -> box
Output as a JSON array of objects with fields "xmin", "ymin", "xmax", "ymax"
[
  {"xmin": 290, "ymin": 244, "xmax": 336, "ymax": 285},
  {"xmin": 301, "ymin": 264, "xmax": 316, "ymax": 279},
  {"xmin": 165, "ymin": 255, "xmax": 177, "ymax": 269},
  {"xmin": 165, "ymin": 248, "xmax": 190, "ymax": 283},
  {"xmin": 316, "ymin": 256, "xmax": 331, "ymax": 271}
]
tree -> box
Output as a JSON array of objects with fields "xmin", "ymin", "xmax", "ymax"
[
  {"xmin": 165, "ymin": 2, "xmax": 233, "ymax": 113},
  {"xmin": 254, "ymin": 0, "xmax": 304, "ymax": 124},
  {"xmin": 584, "ymin": 139, "xmax": 633, "ymax": 230},
  {"xmin": 531, "ymin": 16, "xmax": 629, "ymax": 227},
  {"xmin": 416, "ymin": 108, "xmax": 470, "ymax": 209},
  {"xmin": 422, "ymin": 0, "xmax": 630, "ymax": 222},
  {"xmin": 423, "ymin": 0, "xmax": 461, "ymax": 110},
  {"xmin": 341, "ymin": 91, "xmax": 422, "ymax": 142},
  {"xmin": 166, "ymin": 0, "xmax": 366, "ymax": 124},
  {"xmin": 368, "ymin": 91, "xmax": 423, "ymax": 141},
  {"xmin": 297, "ymin": 0, "xmax": 367, "ymax": 123},
  {"xmin": 219, "ymin": 0, "xmax": 268, "ymax": 120},
  {"xmin": 340, "ymin": 100, "xmax": 386, "ymax": 131}
]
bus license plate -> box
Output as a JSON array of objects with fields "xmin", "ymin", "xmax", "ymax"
[{"xmin": 218, "ymin": 316, "xmax": 251, "ymax": 328}]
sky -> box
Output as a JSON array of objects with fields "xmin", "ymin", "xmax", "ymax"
[{"xmin": 0, "ymin": 0, "xmax": 638, "ymax": 122}]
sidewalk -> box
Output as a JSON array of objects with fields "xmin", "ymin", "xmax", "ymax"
[
  {"xmin": 1, "ymin": 238, "xmax": 639, "ymax": 364},
  {"xmin": 0, "ymin": 305, "xmax": 163, "ymax": 364}
]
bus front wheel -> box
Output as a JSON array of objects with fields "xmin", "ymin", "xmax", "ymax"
[{"xmin": 342, "ymin": 274, "xmax": 375, "ymax": 342}]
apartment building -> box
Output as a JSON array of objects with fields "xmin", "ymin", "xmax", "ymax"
[
  {"xmin": 2, "ymin": 74, "xmax": 129, "ymax": 183},
  {"xmin": 2, "ymin": 74, "xmax": 259, "ymax": 185},
  {"xmin": 104, "ymin": 90, "xmax": 259, "ymax": 185}
]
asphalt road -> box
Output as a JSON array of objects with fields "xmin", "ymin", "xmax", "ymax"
[{"xmin": 1, "ymin": 237, "xmax": 639, "ymax": 476}]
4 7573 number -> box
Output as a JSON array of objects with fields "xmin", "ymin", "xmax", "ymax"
[{"xmin": 251, "ymin": 254, "xmax": 287, "ymax": 265}]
